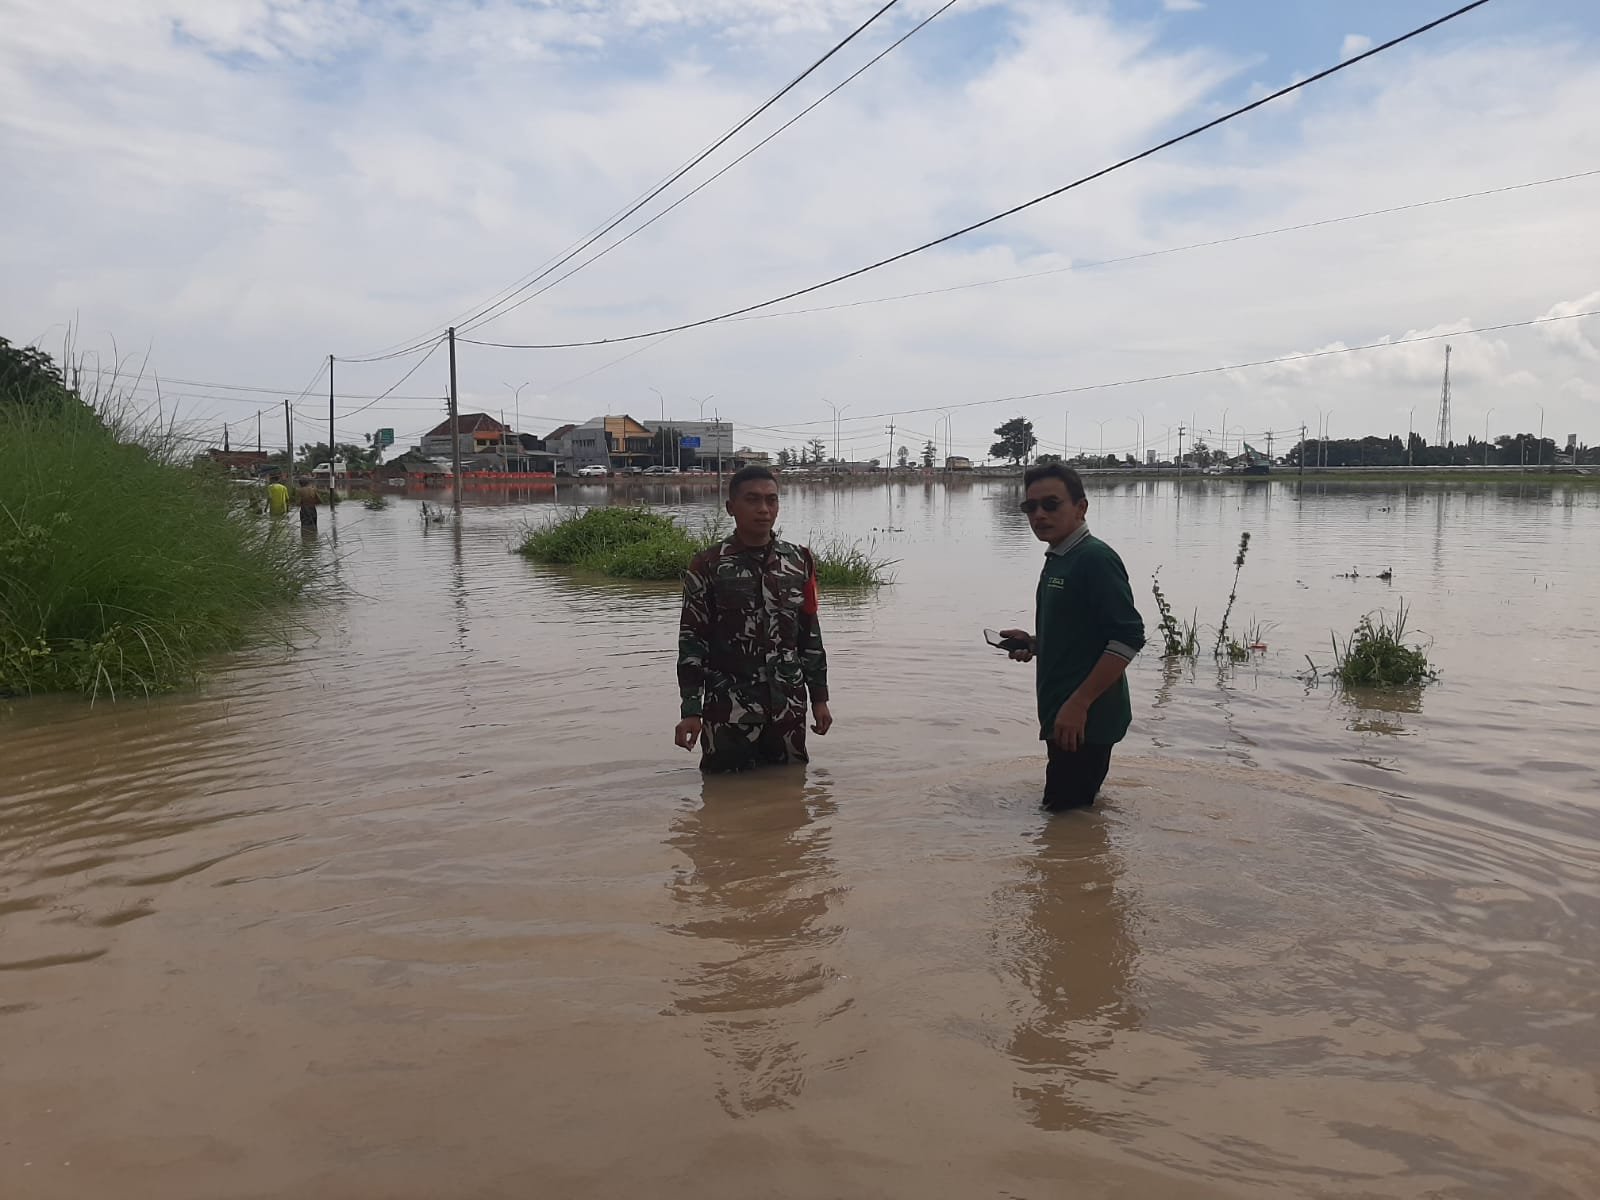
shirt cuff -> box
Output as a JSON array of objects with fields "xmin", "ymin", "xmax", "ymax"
[
  {"xmin": 680, "ymin": 696, "xmax": 703, "ymax": 718},
  {"xmin": 1105, "ymin": 641, "xmax": 1140, "ymax": 662}
]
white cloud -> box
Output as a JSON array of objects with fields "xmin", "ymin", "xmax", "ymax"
[
  {"xmin": 1539, "ymin": 292, "xmax": 1600, "ymax": 361},
  {"xmin": 1, "ymin": 2, "xmax": 1598, "ymax": 460},
  {"xmin": 1164, "ymin": 0, "xmax": 1205, "ymax": 12},
  {"xmin": 1341, "ymin": 33, "xmax": 1374, "ymax": 59}
]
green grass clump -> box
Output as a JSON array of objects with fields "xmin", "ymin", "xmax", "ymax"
[
  {"xmin": 518, "ymin": 507, "xmax": 703, "ymax": 578},
  {"xmin": 517, "ymin": 508, "xmax": 892, "ymax": 586},
  {"xmin": 1331, "ymin": 601, "xmax": 1437, "ymax": 687},
  {"xmin": 1, "ymin": 380, "xmax": 319, "ymax": 699},
  {"xmin": 810, "ymin": 536, "xmax": 896, "ymax": 587}
]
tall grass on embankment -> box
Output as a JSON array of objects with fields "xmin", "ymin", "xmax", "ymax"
[
  {"xmin": 516, "ymin": 507, "xmax": 893, "ymax": 585},
  {"xmin": 0, "ymin": 395, "xmax": 318, "ymax": 699}
]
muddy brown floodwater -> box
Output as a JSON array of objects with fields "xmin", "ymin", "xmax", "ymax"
[{"xmin": 3, "ymin": 478, "xmax": 1599, "ymax": 1199}]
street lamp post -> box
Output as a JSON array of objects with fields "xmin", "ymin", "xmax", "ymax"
[
  {"xmin": 1124, "ymin": 416, "xmax": 1140, "ymax": 466},
  {"xmin": 1408, "ymin": 406, "xmax": 1415, "ymax": 466},
  {"xmin": 1094, "ymin": 418, "xmax": 1111, "ymax": 465},
  {"xmin": 503, "ymin": 381, "xmax": 529, "ymax": 470},
  {"xmin": 1484, "ymin": 407, "xmax": 1495, "ymax": 467},
  {"xmin": 691, "ymin": 394, "xmax": 716, "ymax": 474},
  {"xmin": 824, "ymin": 399, "xmax": 849, "ymax": 464},
  {"xmin": 649, "ymin": 386, "xmax": 668, "ymax": 469},
  {"xmin": 1536, "ymin": 403, "xmax": 1545, "ymax": 471}
]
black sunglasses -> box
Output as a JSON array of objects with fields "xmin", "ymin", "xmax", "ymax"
[{"xmin": 1019, "ymin": 496, "xmax": 1071, "ymax": 514}]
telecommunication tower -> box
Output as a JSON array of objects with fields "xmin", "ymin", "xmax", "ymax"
[{"xmin": 1435, "ymin": 344, "xmax": 1452, "ymax": 446}]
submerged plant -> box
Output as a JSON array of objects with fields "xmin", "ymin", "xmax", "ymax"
[
  {"xmin": 1330, "ymin": 600, "xmax": 1437, "ymax": 688},
  {"xmin": 517, "ymin": 508, "xmax": 891, "ymax": 586},
  {"xmin": 1212, "ymin": 532, "xmax": 1252, "ymax": 661},
  {"xmin": 1151, "ymin": 568, "xmax": 1198, "ymax": 658}
]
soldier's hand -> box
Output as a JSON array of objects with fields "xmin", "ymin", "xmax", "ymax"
[
  {"xmin": 674, "ymin": 717, "xmax": 703, "ymax": 751},
  {"xmin": 1000, "ymin": 628, "xmax": 1034, "ymax": 662},
  {"xmin": 811, "ymin": 702, "xmax": 833, "ymax": 736}
]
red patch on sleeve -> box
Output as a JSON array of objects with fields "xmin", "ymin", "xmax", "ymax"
[{"xmin": 802, "ymin": 570, "xmax": 820, "ymax": 615}]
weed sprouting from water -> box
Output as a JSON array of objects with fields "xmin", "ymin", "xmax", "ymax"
[
  {"xmin": 1329, "ymin": 600, "xmax": 1437, "ymax": 688},
  {"xmin": 1212, "ymin": 532, "xmax": 1252, "ymax": 661},
  {"xmin": 1150, "ymin": 568, "xmax": 1198, "ymax": 658},
  {"xmin": 1151, "ymin": 532, "xmax": 1252, "ymax": 661}
]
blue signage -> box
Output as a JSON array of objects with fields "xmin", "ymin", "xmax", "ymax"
[{"xmin": 680, "ymin": 436, "xmax": 701, "ymax": 448}]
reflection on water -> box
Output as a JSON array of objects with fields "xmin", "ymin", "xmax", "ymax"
[
  {"xmin": 1002, "ymin": 812, "xmax": 1138, "ymax": 1134},
  {"xmin": 665, "ymin": 770, "xmax": 845, "ymax": 1118}
]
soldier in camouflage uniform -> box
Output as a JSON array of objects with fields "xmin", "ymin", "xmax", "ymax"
[{"xmin": 675, "ymin": 466, "xmax": 833, "ymax": 772}]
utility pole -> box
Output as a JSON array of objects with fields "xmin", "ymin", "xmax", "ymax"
[
  {"xmin": 447, "ymin": 327, "xmax": 462, "ymax": 510},
  {"xmin": 223, "ymin": 422, "xmax": 230, "ymax": 453},
  {"xmin": 1265, "ymin": 430, "xmax": 1274, "ymax": 461},
  {"xmin": 1177, "ymin": 424, "xmax": 1185, "ymax": 484},
  {"xmin": 885, "ymin": 422, "xmax": 895, "ymax": 473},
  {"xmin": 328, "ymin": 354, "xmax": 336, "ymax": 503},
  {"xmin": 714, "ymin": 409, "xmax": 723, "ymax": 484},
  {"xmin": 283, "ymin": 398, "xmax": 294, "ymax": 483},
  {"xmin": 1298, "ymin": 425, "xmax": 1306, "ymax": 480},
  {"xmin": 256, "ymin": 410, "xmax": 262, "ymax": 453}
]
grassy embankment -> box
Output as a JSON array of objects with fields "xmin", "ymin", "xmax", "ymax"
[
  {"xmin": 1, "ymin": 381, "xmax": 319, "ymax": 699},
  {"xmin": 517, "ymin": 507, "xmax": 892, "ymax": 586}
]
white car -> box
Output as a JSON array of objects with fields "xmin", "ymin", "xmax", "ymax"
[{"xmin": 576, "ymin": 465, "xmax": 609, "ymax": 478}]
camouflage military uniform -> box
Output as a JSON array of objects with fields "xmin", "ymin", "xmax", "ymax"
[{"xmin": 678, "ymin": 536, "xmax": 829, "ymax": 773}]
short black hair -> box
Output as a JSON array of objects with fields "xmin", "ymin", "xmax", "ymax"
[
  {"xmin": 1022, "ymin": 461, "xmax": 1086, "ymax": 502},
  {"xmin": 728, "ymin": 464, "xmax": 777, "ymax": 499}
]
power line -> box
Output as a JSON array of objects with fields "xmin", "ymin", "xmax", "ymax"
[
  {"xmin": 459, "ymin": 0, "xmax": 1496, "ymax": 352},
  {"xmin": 719, "ymin": 308, "xmax": 1599, "ymax": 431},
  {"xmin": 721, "ymin": 167, "xmax": 1600, "ymax": 325},
  {"xmin": 461, "ymin": 0, "xmax": 964, "ymax": 335},
  {"xmin": 343, "ymin": 0, "xmax": 909, "ymax": 360}
]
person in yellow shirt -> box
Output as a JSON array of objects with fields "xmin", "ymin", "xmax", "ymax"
[{"xmin": 266, "ymin": 479, "xmax": 290, "ymax": 516}]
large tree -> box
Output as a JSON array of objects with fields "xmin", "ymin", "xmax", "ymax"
[
  {"xmin": 806, "ymin": 438, "xmax": 828, "ymax": 464},
  {"xmin": 921, "ymin": 440, "xmax": 937, "ymax": 469},
  {"xmin": 1, "ymin": 337, "xmax": 76, "ymax": 411},
  {"xmin": 990, "ymin": 417, "xmax": 1037, "ymax": 465}
]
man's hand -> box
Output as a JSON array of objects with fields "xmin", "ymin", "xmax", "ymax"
[
  {"xmin": 1000, "ymin": 628, "xmax": 1034, "ymax": 663},
  {"xmin": 674, "ymin": 716, "xmax": 703, "ymax": 751},
  {"xmin": 811, "ymin": 701, "xmax": 833, "ymax": 736},
  {"xmin": 1051, "ymin": 700, "xmax": 1089, "ymax": 752}
]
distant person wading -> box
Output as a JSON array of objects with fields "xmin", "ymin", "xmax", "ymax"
[{"xmin": 296, "ymin": 476, "xmax": 320, "ymax": 530}]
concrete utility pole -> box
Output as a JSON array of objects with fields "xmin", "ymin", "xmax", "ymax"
[
  {"xmin": 257, "ymin": 410, "xmax": 262, "ymax": 453},
  {"xmin": 885, "ymin": 422, "xmax": 895, "ymax": 472},
  {"xmin": 328, "ymin": 354, "xmax": 336, "ymax": 503},
  {"xmin": 1177, "ymin": 424, "xmax": 1186, "ymax": 484},
  {"xmin": 284, "ymin": 399, "xmax": 294, "ymax": 482},
  {"xmin": 448, "ymin": 327, "xmax": 462, "ymax": 510},
  {"xmin": 1299, "ymin": 425, "xmax": 1306, "ymax": 479}
]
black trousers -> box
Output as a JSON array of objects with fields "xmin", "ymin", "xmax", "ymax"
[{"xmin": 1042, "ymin": 741, "xmax": 1114, "ymax": 811}]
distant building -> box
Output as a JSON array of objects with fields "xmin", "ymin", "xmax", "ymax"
[
  {"xmin": 642, "ymin": 418, "xmax": 735, "ymax": 466},
  {"xmin": 422, "ymin": 413, "xmax": 509, "ymax": 460},
  {"xmin": 734, "ymin": 447, "xmax": 770, "ymax": 466},
  {"xmin": 945, "ymin": 455, "xmax": 973, "ymax": 471}
]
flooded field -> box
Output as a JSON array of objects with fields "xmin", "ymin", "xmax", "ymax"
[{"xmin": 3, "ymin": 478, "xmax": 1598, "ymax": 1199}]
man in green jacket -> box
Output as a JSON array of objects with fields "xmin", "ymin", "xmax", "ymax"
[{"xmin": 1000, "ymin": 463, "xmax": 1145, "ymax": 812}]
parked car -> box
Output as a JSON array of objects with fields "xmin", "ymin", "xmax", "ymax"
[
  {"xmin": 643, "ymin": 465, "xmax": 679, "ymax": 476},
  {"xmin": 577, "ymin": 464, "xmax": 609, "ymax": 477}
]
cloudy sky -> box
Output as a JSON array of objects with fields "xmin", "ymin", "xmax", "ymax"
[{"xmin": 3, "ymin": 0, "xmax": 1597, "ymax": 461}]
